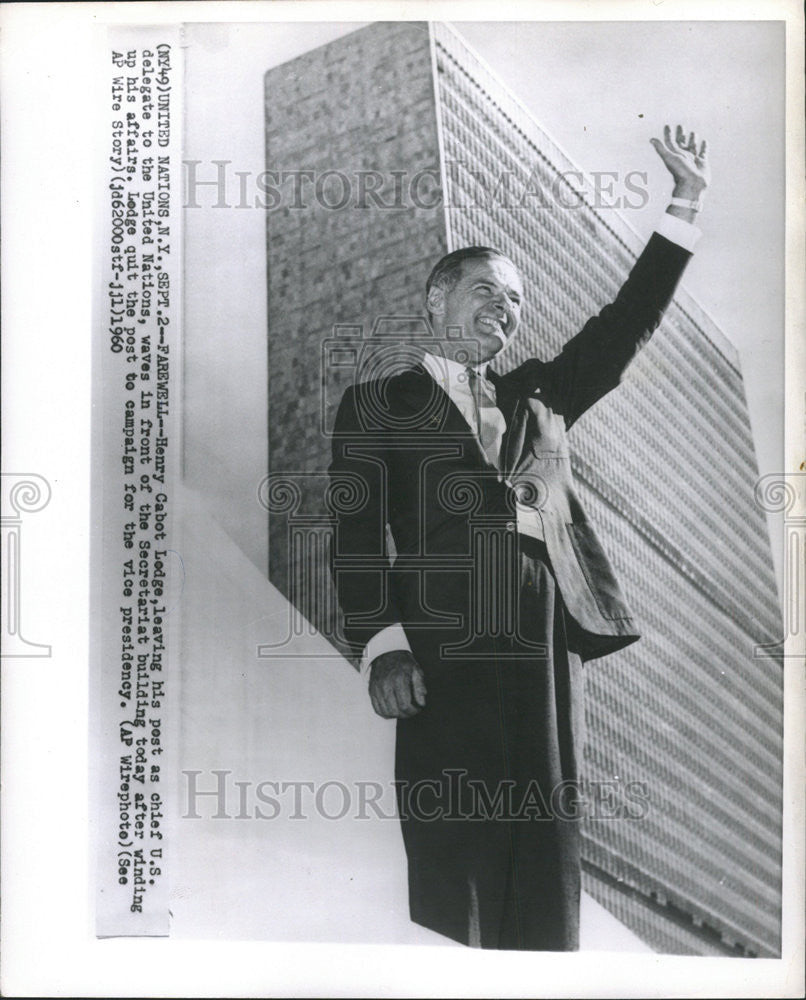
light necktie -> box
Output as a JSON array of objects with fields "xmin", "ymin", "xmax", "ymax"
[
  {"xmin": 465, "ymin": 367, "xmax": 505, "ymax": 471},
  {"xmin": 466, "ymin": 366, "xmax": 545, "ymax": 541}
]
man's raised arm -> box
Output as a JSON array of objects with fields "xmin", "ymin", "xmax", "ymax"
[{"xmin": 539, "ymin": 123, "xmax": 711, "ymax": 428}]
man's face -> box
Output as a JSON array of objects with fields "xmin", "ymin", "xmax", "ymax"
[{"xmin": 429, "ymin": 256, "xmax": 524, "ymax": 364}]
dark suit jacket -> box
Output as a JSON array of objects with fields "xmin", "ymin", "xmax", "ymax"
[{"xmin": 328, "ymin": 233, "xmax": 692, "ymax": 663}]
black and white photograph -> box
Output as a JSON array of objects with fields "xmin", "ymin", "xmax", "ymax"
[{"xmin": 1, "ymin": 2, "xmax": 803, "ymax": 997}]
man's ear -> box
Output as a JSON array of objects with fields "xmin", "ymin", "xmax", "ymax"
[{"xmin": 426, "ymin": 285, "xmax": 445, "ymax": 316}]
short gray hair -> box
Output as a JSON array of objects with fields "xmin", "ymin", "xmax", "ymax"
[{"xmin": 425, "ymin": 246, "xmax": 516, "ymax": 308}]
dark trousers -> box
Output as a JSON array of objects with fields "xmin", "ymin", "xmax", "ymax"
[{"xmin": 395, "ymin": 536, "xmax": 585, "ymax": 950}]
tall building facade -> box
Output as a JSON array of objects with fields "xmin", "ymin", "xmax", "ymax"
[{"xmin": 264, "ymin": 21, "xmax": 783, "ymax": 956}]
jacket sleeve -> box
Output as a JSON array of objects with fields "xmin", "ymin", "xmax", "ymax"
[
  {"xmin": 543, "ymin": 232, "xmax": 692, "ymax": 428},
  {"xmin": 327, "ymin": 383, "xmax": 401, "ymax": 657}
]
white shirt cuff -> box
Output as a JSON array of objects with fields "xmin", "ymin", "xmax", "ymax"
[
  {"xmin": 360, "ymin": 624, "xmax": 412, "ymax": 681},
  {"xmin": 655, "ymin": 212, "xmax": 701, "ymax": 252}
]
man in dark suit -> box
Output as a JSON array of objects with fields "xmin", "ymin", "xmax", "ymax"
[{"xmin": 328, "ymin": 125, "xmax": 709, "ymax": 949}]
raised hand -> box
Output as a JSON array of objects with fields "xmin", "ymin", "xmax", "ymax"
[{"xmin": 650, "ymin": 124, "xmax": 710, "ymax": 200}]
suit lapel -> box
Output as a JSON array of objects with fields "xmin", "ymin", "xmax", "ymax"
[
  {"xmin": 395, "ymin": 364, "xmax": 476, "ymax": 438},
  {"xmin": 488, "ymin": 367, "xmax": 525, "ymax": 477},
  {"xmin": 396, "ymin": 364, "xmax": 531, "ymax": 476},
  {"xmin": 395, "ymin": 364, "xmax": 500, "ymax": 472}
]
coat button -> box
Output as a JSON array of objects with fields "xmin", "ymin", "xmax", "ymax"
[{"xmin": 506, "ymin": 521, "xmax": 515, "ymax": 532}]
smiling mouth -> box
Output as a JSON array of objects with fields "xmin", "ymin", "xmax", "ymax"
[{"xmin": 477, "ymin": 315, "xmax": 506, "ymax": 336}]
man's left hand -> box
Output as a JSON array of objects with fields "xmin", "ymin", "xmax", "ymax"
[{"xmin": 651, "ymin": 123, "xmax": 710, "ymax": 200}]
